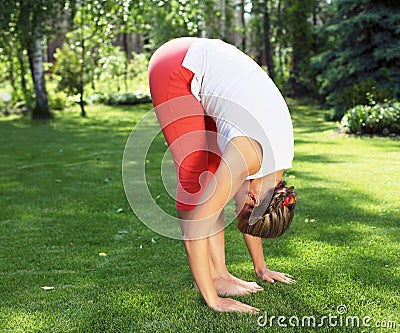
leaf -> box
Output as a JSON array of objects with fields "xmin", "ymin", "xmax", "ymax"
[
  {"xmin": 41, "ymin": 286, "xmax": 54, "ymax": 291},
  {"xmin": 98, "ymin": 252, "xmax": 107, "ymax": 257}
]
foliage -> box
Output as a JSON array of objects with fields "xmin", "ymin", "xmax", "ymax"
[
  {"xmin": 284, "ymin": 0, "xmax": 316, "ymax": 96},
  {"xmin": 54, "ymin": 47, "xmax": 81, "ymax": 96},
  {"xmin": 0, "ymin": 0, "xmax": 76, "ymax": 119},
  {"xmin": 1, "ymin": 0, "xmax": 399, "ymax": 120},
  {"xmin": 48, "ymin": 91, "xmax": 67, "ymax": 110},
  {"xmin": 341, "ymin": 100, "xmax": 400, "ymax": 136},
  {"xmin": 313, "ymin": 0, "xmax": 400, "ymax": 116},
  {"xmin": 104, "ymin": 92, "xmax": 151, "ymax": 105},
  {"xmin": 132, "ymin": 0, "xmax": 204, "ymax": 50}
]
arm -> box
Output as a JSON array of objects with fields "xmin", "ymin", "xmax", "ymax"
[
  {"xmin": 242, "ymin": 233, "xmax": 296, "ymax": 284},
  {"xmin": 182, "ymin": 137, "xmax": 262, "ymax": 312}
]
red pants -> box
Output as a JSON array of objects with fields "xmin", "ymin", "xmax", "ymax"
[{"xmin": 148, "ymin": 38, "xmax": 221, "ymax": 210}]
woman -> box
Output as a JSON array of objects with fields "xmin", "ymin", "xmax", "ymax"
[{"xmin": 148, "ymin": 37, "xmax": 295, "ymax": 313}]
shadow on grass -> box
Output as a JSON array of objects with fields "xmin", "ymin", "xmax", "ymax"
[{"xmin": 0, "ymin": 103, "xmax": 398, "ymax": 331}]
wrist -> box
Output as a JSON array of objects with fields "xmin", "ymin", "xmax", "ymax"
[{"xmin": 254, "ymin": 264, "xmax": 267, "ymax": 276}]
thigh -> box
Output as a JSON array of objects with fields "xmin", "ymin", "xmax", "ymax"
[
  {"xmin": 205, "ymin": 115, "xmax": 221, "ymax": 175},
  {"xmin": 148, "ymin": 38, "xmax": 211, "ymax": 210}
]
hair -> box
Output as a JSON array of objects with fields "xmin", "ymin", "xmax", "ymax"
[{"xmin": 237, "ymin": 181, "xmax": 297, "ymax": 238}]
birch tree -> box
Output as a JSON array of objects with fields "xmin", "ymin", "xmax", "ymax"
[{"xmin": 0, "ymin": 0, "xmax": 75, "ymax": 119}]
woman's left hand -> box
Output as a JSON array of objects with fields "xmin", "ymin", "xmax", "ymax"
[{"xmin": 256, "ymin": 268, "xmax": 296, "ymax": 284}]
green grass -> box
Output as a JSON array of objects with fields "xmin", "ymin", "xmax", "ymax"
[{"xmin": 0, "ymin": 102, "xmax": 399, "ymax": 332}]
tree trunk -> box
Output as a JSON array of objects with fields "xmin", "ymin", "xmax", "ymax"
[
  {"xmin": 123, "ymin": 29, "xmax": 130, "ymax": 93},
  {"xmin": 17, "ymin": 48, "xmax": 28, "ymax": 95},
  {"xmin": 221, "ymin": 0, "xmax": 226, "ymax": 40},
  {"xmin": 29, "ymin": 37, "xmax": 52, "ymax": 119},
  {"xmin": 263, "ymin": 0, "xmax": 275, "ymax": 81},
  {"xmin": 78, "ymin": 11, "xmax": 86, "ymax": 117},
  {"xmin": 7, "ymin": 46, "xmax": 16, "ymax": 93},
  {"xmin": 277, "ymin": 0, "xmax": 284, "ymax": 79},
  {"xmin": 240, "ymin": 0, "xmax": 246, "ymax": 51}
]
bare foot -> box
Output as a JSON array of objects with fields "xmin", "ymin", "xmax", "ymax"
[
  {"xmin": 194, "ymin": 274, "xmax": 263, "ymax": 296},
  {"xmin": 213, "ymin": 278, "xmax": 252, "ymax": 296},
  {"xmin": 194, "ymin": 279, "xmax": 250, "ymax": 296},
  {"xmin": 226, "ymin": 273, "xmax": 264, "ymax": 292}
]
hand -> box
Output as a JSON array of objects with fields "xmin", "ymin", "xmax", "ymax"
[
  {"xmin": 208, "ymin": 297, "xmax": 260, "ymax": 314},
  {"xmin": 256, "ymin": 268, "xmax": 296, "ymax": 284}
]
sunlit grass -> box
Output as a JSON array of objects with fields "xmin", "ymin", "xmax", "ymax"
[{"xmin": 0, "ymin": 101, "xmax": 399, "ymax": 332}]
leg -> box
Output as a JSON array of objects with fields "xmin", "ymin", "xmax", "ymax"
[
  {"xmin": 181, "ymin": 209, "xmax": 263, "ymax": 296},
  {"xmin": 207, "ymin": 211, "xmax": 263, "ymax": 295}
]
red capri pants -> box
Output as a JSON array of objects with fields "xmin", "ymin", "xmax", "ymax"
[{"xmin": 148, "ymin": 38, "xmax": 221, "ymax": 211}]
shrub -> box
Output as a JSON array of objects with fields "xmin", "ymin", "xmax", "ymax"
[
  {"xmin": 341, "ymin": 101, "xmax": 400, "ymax": 136},
  {"xmin": 54, "ymin": 47, "xmax": 81, "ymax": 96},
  {"xmin": 105, "ymin": 91, "xmax": 151, "ymax": 105},
  {"xmin": 48, "ymin": 92, "xmax": 67, "ymax": 110},
  {"xmin": 88, "ymin": 92, "xmax": 107, "ymax": 104},
  {"xmin": 324, "ymin": 82, "xmax": 395, "ymax": 121}
]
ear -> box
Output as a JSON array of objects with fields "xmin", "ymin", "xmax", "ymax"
[{"xmin": 248, "ymin": 191, "xmax": 260, "ymax": 206}]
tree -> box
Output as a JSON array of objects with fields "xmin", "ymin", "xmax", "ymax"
[
  {"xmin": 285, "ymin": 0, "xmax": 316, "ymax": 97},
  {"xmin": 249, "ymin": 0, "xmax": 265, "ymax": 65},
  {"xmin": 0, "ymin": 0, "xmax": 74, "ymax": 119},
  {"xmin": 313, "ymin": 0, "xmax": 400, "ymax": 114},
  {"xmin": 263, "ymin": 0, "xmax": 276, "ymax": 80}
]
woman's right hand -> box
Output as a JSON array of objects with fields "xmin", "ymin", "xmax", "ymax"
[{"xmin": 208, "ymin": 297, "xmax": 260, "ymax": 314}]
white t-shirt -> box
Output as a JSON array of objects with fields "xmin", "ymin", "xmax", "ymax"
[{"xmin": 181, "ymin": 38, "xmax": 294, "ymax": 179}]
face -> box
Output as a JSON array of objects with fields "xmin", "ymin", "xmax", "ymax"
[
  {"xmin": 234, "ymin": 180, "xmax": 257, "ymax": 223},
  {"xmin": 234, "ymin": 174, "xmax": 278, "ymax": 224}
]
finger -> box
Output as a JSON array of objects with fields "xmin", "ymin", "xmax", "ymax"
[
  {"xmin": 238, "ymin": 306, "xmax": 260, "ymax": 314},
  {"xmin": 273, "ymin": 274, "xmax": 292, "ymax": 284},
  {"xmin": 234, "ymin": 302, "xmax": 260, "ymax": 314},
  {"xmin": 279, "ymin": 274, "xmax": 296, "ymax": 284},
  {"xmin": 231, "ymin": 299, "xmax": 259, "ymax": 310},
  {"xmin": 278, "ymin": 275, "xmax": 296, "ymax": 284},
  {"xmin": 283, "ymin": 273, "xmax": 294, "ymax": 279},
  {"xmin": 263, "ymin": 275, "xmax": 275, "ymax": 284}
]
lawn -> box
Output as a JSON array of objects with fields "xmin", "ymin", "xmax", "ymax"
[{"xmin": 0, "ymin": 102, "xmax": 399, "ymax": 332}]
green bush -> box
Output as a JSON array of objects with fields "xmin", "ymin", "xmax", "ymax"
[
  {"xmin": 87, "ymin": 92, "xmax": 107, "ymax": 104},
  {"xmin": 341, "ymin": 100, "xmax": 400, "ymax": 136},
  {"xmin": 54, "ymin": 47, "xmax": 81, "ymax": 96},
  {"xmin": 48, "ymin": 92, "xmax": 67, "ymax": 110},
  {"xmin": 105, "ymin": 91, "xmax": 151, "ymax": 105},
  {"xmin": 324, "ymin": 82, "xmax": 395, "ymax": 121}
]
